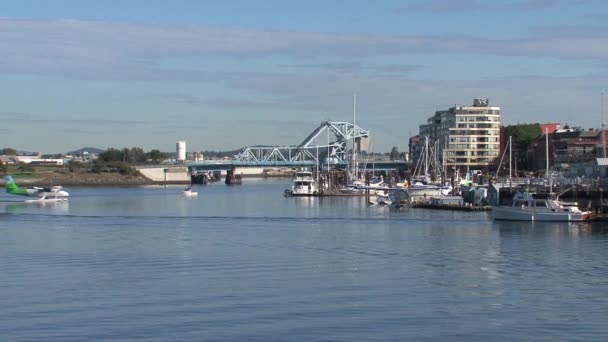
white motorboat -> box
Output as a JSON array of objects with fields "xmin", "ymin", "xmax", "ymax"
[
  {"xmin": 183, "ymin": 187, "xmax": 198, "ymax": 197},
  {"xmin": 288, "ymin": 170, "xmax": 319, "ymax": 196},
  {"xmin": 492, "ymin": 192, "xmax": 591, "ymax": 222}
]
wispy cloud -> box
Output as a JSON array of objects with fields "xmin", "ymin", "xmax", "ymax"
[
  {"xmin": 512, "ymin": 0, "xmax": 562, "ymax": 11},
  {"xmin": 156, "ymin": 92, "xmax": 287, "ymax": 110},
  {"xmin": 4, "ymin": 73, "xmax": 606, "ymax": 152},
  {"xmin": 0, "ymin": 111, "xmax": 31, "ymax": 120},
  {"xmin": 1, "ymin": 16, "xmax": 607, "ymax": 152},
  {"xmin": 0, "ymin": 113, "xmax": 148, "ymax": 126},
  {"xmin": 1, "ymin": 17, "xmax": 608, "ymax": 83},
  {"xmin": 405, "ymin": 0, "xmax": 480, "ymax": 13},
  {"xmin": 528, "ymin": 25, "xmax": 608, "ymax": 38},
  {"xmin": 591, "ymin": 60, "xmax": 608, "ymax": 69},
  {"xmin": 284, "ymin": 61, "xmax": 425, "ymax": 75}
]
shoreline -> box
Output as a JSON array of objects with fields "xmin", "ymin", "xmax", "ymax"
[
  {"xmin": 3, "ymin": 173, "xmax": 160, "ymax": 187},
  {"xmin": 1, "ymin": 172, "xmax": 295, "ymax": 187}
]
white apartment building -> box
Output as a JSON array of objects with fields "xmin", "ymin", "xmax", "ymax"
[{"xmin": 418, "ymin": 98, "xmax": 501, "ymax": 173}]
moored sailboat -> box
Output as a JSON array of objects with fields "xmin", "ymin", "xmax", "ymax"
[{"xmin": 492, "ymin": 130, "xmax": 591, "ymax": 221}]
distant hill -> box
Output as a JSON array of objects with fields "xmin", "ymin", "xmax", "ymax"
[{"xmin": 67, "ymin": 147, "xmax": 105, "ymax": 155}]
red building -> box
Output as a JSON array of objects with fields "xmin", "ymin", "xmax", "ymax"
[{"xmin": 539, "ymin": 123, "xmax": 560, "ymax": 135}]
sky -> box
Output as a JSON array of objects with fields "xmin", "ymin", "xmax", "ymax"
[{"xmin": 1, "ymin": 0, "xmax": 607, "ymax": 154}]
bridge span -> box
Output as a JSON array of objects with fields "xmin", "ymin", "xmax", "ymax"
[
  {"xmin": 187, "ymin": 120, "xmax": 408, "ymax": 176},
  {"xmin": 187, "ymin": 160, "xmax": 408, "ymax": 174}
]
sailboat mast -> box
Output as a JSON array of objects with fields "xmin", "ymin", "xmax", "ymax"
[
  {"xmin": 545, "ymin": 127, "xmax": 549, "ymax": 179},
  {"xmin": 316, "ymin": 145, "xmax": 319, "ymax": 183},
  {"xmin": 509, "ymin": 136, "xmax": 512, "ymax": 180},
  {"xmin": 424, "ymin": 136, "xmax": 429, "ymax": 181},
  {"xmin": 352, "ymin": 92, "xmax": 357, "ymax": 179}
]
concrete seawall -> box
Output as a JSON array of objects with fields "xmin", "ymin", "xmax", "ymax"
[
  {"xmin": 136, "ymin": 166, "xmax": 293, "ymax": 182},
  {"xmin": 136, "ymin": 167, "xmax": 190, "ymax": 182}
]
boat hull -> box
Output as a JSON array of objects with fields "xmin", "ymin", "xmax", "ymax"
[
  {"xmin": 290, "ymin": 188, "xmax": 319, "ymax": 196},
  {"xmin": 492, "ymin": 207, "xmax": 591, "ymax": 222}
]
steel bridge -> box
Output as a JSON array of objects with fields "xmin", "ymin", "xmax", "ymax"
[
  {"xmin": 188, "ymin": 121, "xmax": 374, "ymax": 172},
  {"xmin": 236, "ymin": 121, "xmax": 369, "ymax": 163},
  {"xmin": 188, "ymin": 160, "xmax": 408, "ymax": 173}
]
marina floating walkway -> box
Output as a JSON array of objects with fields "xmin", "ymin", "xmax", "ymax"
[{"xmin": 412, "ymin": 204, "xmax": 492, "ymax": 212}]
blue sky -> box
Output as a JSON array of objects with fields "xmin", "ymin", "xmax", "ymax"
[{"xmin": 1, "ymin": 0, "xmax": 607, "ymax": 153}]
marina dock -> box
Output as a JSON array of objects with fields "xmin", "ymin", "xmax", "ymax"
[{"xmin": 412, "ymin": 203, "xmax": 492, "ymax": 211}]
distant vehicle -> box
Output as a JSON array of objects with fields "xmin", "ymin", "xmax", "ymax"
[{"xmin": 3, "ymin": 175, "xmax": 69, "ymax": 202}]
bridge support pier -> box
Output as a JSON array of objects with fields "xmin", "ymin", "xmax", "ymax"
[{"xmin": 225, "ymin": 168, "xmax": 242, "ymax": 185}]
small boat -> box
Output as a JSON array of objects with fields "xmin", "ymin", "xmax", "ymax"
[
  {"xmin": 183, "ymin": 187, "xmax": 198, "ymax": 197},
  {"xmin": 405, "ymin": 182, "xmax": 452, "ymax": 203},
  {"xmin": 340, "ymin": 175, "xmax": 385, "ymax": 194},
  {"xmin": 377, "ymin": 194, "xmax": 392, "ymax": 205},
  {"xmin": 287, "ymin": 169, "xmax": 319, "ymax": 196},
  {"xmin": 492, "ymin": 192, "xmax": 591, "ymax": 222}
]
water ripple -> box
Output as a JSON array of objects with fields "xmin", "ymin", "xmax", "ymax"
[{"xmin": 1, "ymin": 187, "xmax": 608, "ymax": 341}]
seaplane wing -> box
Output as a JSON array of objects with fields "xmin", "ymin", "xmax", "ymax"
[
  {"xmin": 33, "ymin": 185, "xmax": 63, "ymax": 192},
  {"xmin": 4, "ymin": 176, "xmax": 70, "ymax": 200}
]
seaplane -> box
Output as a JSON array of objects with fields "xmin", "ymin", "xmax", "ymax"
[{"xmin": 3, "ymin": 175, "xmax": 70, "ymax": 202}]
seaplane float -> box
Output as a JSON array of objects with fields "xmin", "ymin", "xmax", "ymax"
[{"xmin": 3, "ymin": 175, "xmax": 70, "ymax": 203}]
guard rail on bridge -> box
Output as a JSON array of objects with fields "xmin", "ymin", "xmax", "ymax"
[{"xmin": 187, "ymin": 160, "xmax": 409, "ymax": 174}]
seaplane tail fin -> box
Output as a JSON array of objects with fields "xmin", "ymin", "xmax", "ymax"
[{"xmin": 4, "ymin": 176, "xmax": 30, "ymax": 196}]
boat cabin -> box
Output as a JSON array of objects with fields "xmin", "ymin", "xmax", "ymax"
[{"xmin": 511, "ymin": 192, "xmax": 582, "ymax": 213}]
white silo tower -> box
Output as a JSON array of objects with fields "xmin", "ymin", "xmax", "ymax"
[{"xmin": 176, "ymin": 140, "xmax": 186, "ymax": 163}]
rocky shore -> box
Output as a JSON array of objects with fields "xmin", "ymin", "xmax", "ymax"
[{"xmin": 2, "ymin": 171, "xmax": 190, "ymax": 187}]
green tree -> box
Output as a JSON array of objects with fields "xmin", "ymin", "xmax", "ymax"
[
  {"xmin": 99, "ymin": 147, "xmax": 147, "ymax": 164},
  {"xmin": 0, "ymin": 147, "xmax": 17, "ymax": 155},
  {"xmin": 17, "ymin": 162, "xmax": 34, "ymax": 173},
  {"xmin": 128, "ymin": 147, "xmax": 146, "ymax": 164},
  {"xmin": 503, "ymin": 123, "xmax": 542, "ymax": 171},
  {"xmin": 146, "ymin": 149, "xmax": 163, "ymax": 163},
  {"xmin": 68, "ymin": 160, "xmax": 83, "ymax": 172},
  {"xmin": 99, "ymin": 148, "xmax": 125, "ymax": 162},
  {"xmin": 115, "ymin": 162, "xmax": 137, "ymax": 176}
]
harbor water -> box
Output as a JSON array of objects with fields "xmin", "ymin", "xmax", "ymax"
[{"xmin": 1, "ymin": 179, "xmax": 608, "ymax": 341}]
